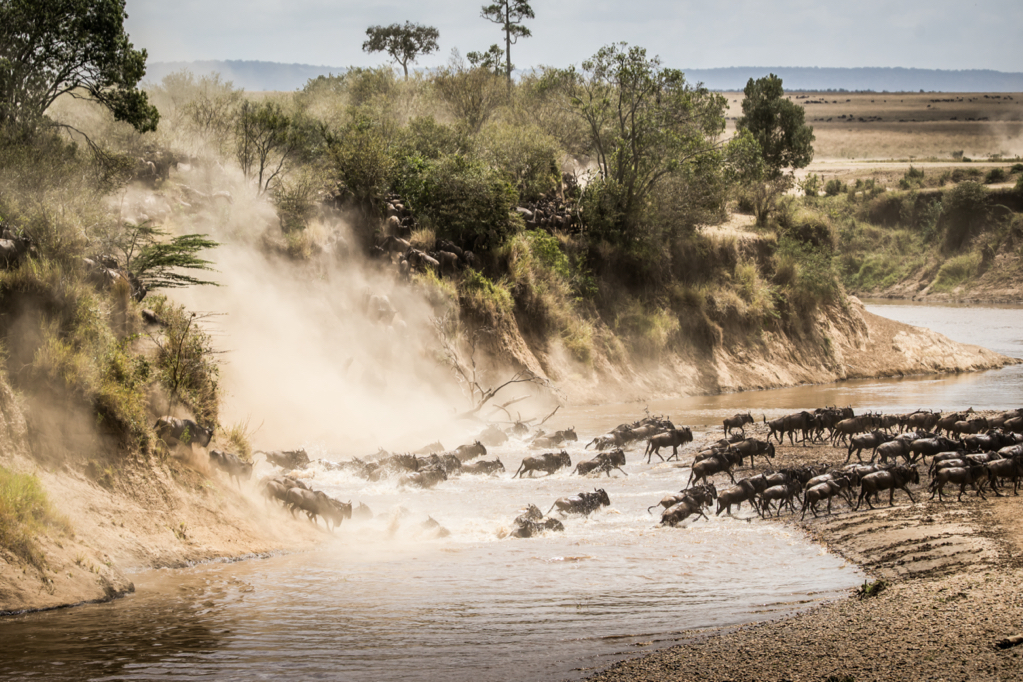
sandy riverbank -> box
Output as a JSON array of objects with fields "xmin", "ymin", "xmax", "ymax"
[{"xmin": 586, "ymin": 418, "xmax": 1023, "ymax": 682}]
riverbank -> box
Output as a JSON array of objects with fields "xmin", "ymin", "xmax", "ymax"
[{"xmin": 587, "ymin": 418, "xmax": 1023, "ymax": 682}]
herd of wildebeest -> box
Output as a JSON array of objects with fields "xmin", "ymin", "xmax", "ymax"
[{"xmin": 154, "ymin": 404, "xmax": 1023, "ymax": 539}]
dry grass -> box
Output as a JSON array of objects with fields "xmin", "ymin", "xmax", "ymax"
[{"xmin": 723, "ymin": 90, "xmax": 1023, "ymax": 161}]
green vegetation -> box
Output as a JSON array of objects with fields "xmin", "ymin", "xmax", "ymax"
[
  {"xmin": 480, "ymin": 1, "xmax": 535, "ymax": 84},
  {"xmin": 736, "ymin": 74, "xmax": 815, "ymax": 178},
  {"xmin": 0, "ymin": 466, "xmax": 71, "ymax": 570},
  {"xmin": 0, "ymin": 0, "xmax": 159, "ymax": 133}
]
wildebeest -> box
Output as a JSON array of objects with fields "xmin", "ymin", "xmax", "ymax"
[
  {"xmin": 644, "ymin": 427, "xmax": 693, "ymax": 462},
  {"xmin": 648, "ymin": 483, "xmax": 717, "ymax": 515},
  {"xmin": 846, "ymin": 430, "xmax": 893, "ymax": 464},
  {"xmin": 454, "ymin": 441, "xmax": 488, "ymax": 462},
  {"xmin": 766, "ymin": 411, "xmax": 814, "ymax": 445},
  {"xmin": 530, "ymin": 428, "xmax": 578, "ymax": 449},
  {"xmin": 855, "ymin": 465, "xmax": 920, "ymax": 509},
  {"xmin": 477, "ymin": 424, "xmax": 509, "ymax": 446},
  {"xmin": 687, "ymin": 451, "xmax": 739, "ymax": 487},
  {"xmin": 729, "ymin": 439, "xmax": 776, "ymax": 468},
  {"xmin": 461, "ymin": 459, "xmax": 505, "ymax": 476},
  {"xmin": 830, "ymin": 415, "xmax": 878, "ymax": 445},
  {"xmin": 901, "ymin": 410, "xmax": 940, "ymax": 433},
  {"xmin": 284, "ymin": 488, "xmax": 352, "ymax": 532},
  {"xmin": 400, "ymin": 469, "xmax": 448, "ymax": 489},
  {"xmin": 986, "ymin": 455, "xmax": 1023, "ymax": 496},
  {"xmin": 510, "ymin": 504, "xmax": 565, "ymax": 538},
  {"xmin": 155, "ymin": 416, "xmax": 213, "ymax": 448},
  {"xmin": 930, "ymin": 462, "xmax": 988, "ymax": 502},
  {"xmin": 715, "ymin": 480, "xmax": 757, "ymax": 516},
  {"xmin": 659, "ymin": 486, "xmax": 717, "ymax": 527},
  {"xmin": 757, "ymin": 481, "xmax": 800, "ymax": 518},
  {"xmin": 909, "ymin": 437, "xmax": 961, "ymax": 464},
  {"xmin": 259, "ymin": 449, "xmax": 311, "ymax": 470},
  {"xmin": 801, "ymin": 477, "xmax": 851, "ymax": 519},
  {"xmin": 513, "ymin": 451, "xmax": 572, "ymax": 478},
  {"xmin": 723, "ymin": 413, "xmax": 754, "ymax": 436},
  {"xmin": 208, "ymin": 450, "xmax": 253, "ymax": 488},
  {"xmin": 573, "ymin": 448, "xmax": 627, "ymax": 477},
  {"xmin": 547, "ymin": 489, "xmax": 611, "ymax": 516},
  {"xmin": 875, "ymin": 438, "xmax": 913, "ymax": 465}
]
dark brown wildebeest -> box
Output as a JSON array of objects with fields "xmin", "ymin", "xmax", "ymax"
[
  {"xmin": 723, "ymin": 413, "xmax": 754, "ymax": 436},
  {"xmin": 908, "ymin": 437, "xmax": 961, "ymax": 464},
  {"xmin": 513, "ymin": 451, "xmax": 572, "ymax": 478},
  {"xmin": 846, "ymin": 430, "xmax": 893, "ymax": 464},
  {"xmin": 757, "ymin": 481, "xmax": 800, "ymax": 518},
  {"xmin": 659, "ymin": 486, "xmax": 717, "ymax": 527},
  {"xmin": 511, "ymin": 504, "xmax": 565, "ymax": 538},
  {"xmin": 930, "ymin": 462, "xmax": 989, "ymax": 502},
  {"xmin": 902, "ymin": 410, "xmax": 940, "ymax": 433},
  {"xmin": 830, "ymin": 415, "xmax": 878, "ymax": 446},
  {"xmin": 986, "ymin": 455, "xmax": 1023, "ymax": 496},
  {"xmin": 729, "ymin": 439, "xmax": 776, "ymax": 468},
  {"xmin": 875, "ymin": 438, "xmax": 913, "ymax": 465},
  {"xmin": 155, "ymin": 416, "xmax": 213, "ymax": 448},
  {"xmin": 209, "ymin": 450, "xmax": 253, "ymax": 488},
  {"xmin": 547, "ymin": 489, "xmax": 611, "ymax": 516},
  {"xmin": 767, "ymin": 411, "xmax": 814, "ymax": 445},
  {"xmin": 856, "ymin": 465, "xmax": 920, "ymax": 509},
  {"xmin": 801, "ymin": 476, "xmax": 852, "ymax": 519},
  {"xmin": 949, "ymin": 418, "xmax": 989, "ymax": 438},
  {"xmin": 574, "ymin": 449, "xmax": 627, "ymax": 477},
  {"xmin": 687, "ymin": 452, "xmax": 738, "ymax": 487},
  {"xmin": 715, "ymin": 480, "xmax": 757, "ymax": 515},
  {"xmin": 284, "ymin": 488, "xmax": 352, "ymax": 532},
  {"xmin": 648, "ymin": 483, "xmax": 717, "ymax": 515},
  {"xmin": 935, "ymin": 410, "xmax": 970, "ymax": 437},
  {"xmin": 644, "ymin": 427, "xmax": 693, "ymax": 463}
]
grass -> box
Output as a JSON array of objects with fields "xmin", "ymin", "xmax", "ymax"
[
  {"xmin": 0, "ymin": 466, "xmax": 72, "ymax": 570},
  {"xmin": 931, "ymin": 252, "xmax": 981, "ymax": 292}
]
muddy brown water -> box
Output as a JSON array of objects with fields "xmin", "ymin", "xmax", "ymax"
[{"xmin": 1, "ymin": 301, "xmax": 1020, "ymax": 681}]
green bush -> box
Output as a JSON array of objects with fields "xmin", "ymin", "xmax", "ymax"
[
  {"xmin": 775, "ymin": 237, "xmax": 841, "ymax": 314},
  {"xmin": 984, "ymin": 167, "xmax": 1007, "ymax": 184},
  {"xmin": 399, "ymin": 154, "xmax": 518, "ymax": 251},
  {"xmin": 824, "ymin": 178, "xmax": 845, "ymax": 196},
  {"xmin": 898, "ymin": 165, "xmax": 925, "ymax": 190},
  {"xmin": 941, "ymin": 181, "xmax": 988, "ymax": 251},
  {"xmin": 148, "ymin": 297, "xmax": 220, "ymax": 428},
  {"xmin": 327, "ymin": 115, "xmax": 394, "ymax": 209},
  {"xmin": 476, "ymin": 122, "xmax": 562, "ymax": 203}
]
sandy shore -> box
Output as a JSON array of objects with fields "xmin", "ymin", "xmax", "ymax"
[{"xmin": 587, "ymin": 418, "xmax": 1023, "ymax": 682}]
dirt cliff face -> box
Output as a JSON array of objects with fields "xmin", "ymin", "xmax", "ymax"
[{"xmin": 496, "ymin": 295, "xmax": 1016, "ymax": 405}]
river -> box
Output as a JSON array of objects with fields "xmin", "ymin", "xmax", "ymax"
[{"xmin": 1, "ymin": 301, "xmax": 1020, "ymax": 681}]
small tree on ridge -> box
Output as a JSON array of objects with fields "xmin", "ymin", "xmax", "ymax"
[{"xmin": 362, "ymin": 22, "xmax": 440, "ymax": 80}]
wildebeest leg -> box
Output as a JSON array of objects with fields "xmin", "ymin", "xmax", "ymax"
[
  {"xmin": 612, "ymin": 466, "xmax": 628, "ymax": 477},
  {"xmin": 902, "ymin": 485, "xmax": 916, "ymax": 504}
]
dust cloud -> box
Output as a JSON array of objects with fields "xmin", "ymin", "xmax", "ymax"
[{"xmin": 126, "ymin": 165, "xmax": 486, "ymax": 456}]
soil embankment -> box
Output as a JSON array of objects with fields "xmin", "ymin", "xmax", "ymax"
[
  {"xmin": 0, "ymin": 378, "xmax": 326, "ymax": 615},
  {"xmin": 530, "ymin": 295, "xmax": 1015, "ymax": 405},
  {"xmin": 587, "ymin": 419, "xmax": 1023, "ymax": 682}
]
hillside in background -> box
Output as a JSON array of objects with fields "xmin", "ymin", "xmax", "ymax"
[{"xmin": 146, "ymin": 61, "xmax": 1023, "ymax": 93}]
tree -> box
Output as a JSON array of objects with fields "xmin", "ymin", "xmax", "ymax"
[
  {"xmin": 567, "ymin": 43, "xmax": 727, "ymax": 237},
  {"xmin": 480, "ymin": 0, "xmax": 534, "ymax": 84},
  {"xmin": 736, "ymin": 74, "xmax": 814, "ymax": 179},
  {"xmin": 114, "ymin": 222, "xmax": 219, "ymax": 300},
  {"xmin": 0, "ymin": 0, "xmax": 159, "ymax": 133},
  {"xmin": 433, "ymin": 52, "xmax": 506, "ymax": 134},
  {"xmin": 362, "ymin": 22, "xmax": 440, "ymax": 80},
  {"xmin": 235, "ymin": 99, "xmax": 306, "ymax": 195}
]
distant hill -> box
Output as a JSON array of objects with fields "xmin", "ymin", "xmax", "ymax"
[{"xmin": 146, "ymin": 61, "xmax": 1023, "ymax": 93}]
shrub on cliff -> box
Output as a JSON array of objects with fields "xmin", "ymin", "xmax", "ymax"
[
  {"xmin": 0, "ymin": 466, "xmax": 71, "ymax": 570},
  {"xmin": 941, "ymin": 182, "xmax": 988, "ymax": 251}
]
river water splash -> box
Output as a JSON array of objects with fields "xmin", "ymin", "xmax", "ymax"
[{"xmin": 2, "ymin": 301, "xmax": 1019, "ymax": 681}]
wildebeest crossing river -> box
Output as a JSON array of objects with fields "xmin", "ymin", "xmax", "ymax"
[{"xmin": 1, "ymin": 301, "xmax": 1020, "ymax": 681}]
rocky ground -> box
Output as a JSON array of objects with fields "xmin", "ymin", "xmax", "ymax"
[{"xmin": 587, "ymin": 418, "xmax": 1023, "ymax": 682}]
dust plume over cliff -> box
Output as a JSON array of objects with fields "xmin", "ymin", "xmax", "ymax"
[{"xmin": 138, "ymin": 167, "xmax": 470, "ymax": 455}]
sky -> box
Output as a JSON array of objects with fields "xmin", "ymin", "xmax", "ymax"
[{"xmin": 125, "ymin": 0, "xmax": 1023, "ymax": 72}]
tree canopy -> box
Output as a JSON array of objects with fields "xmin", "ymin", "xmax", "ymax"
[
  {"xmin": 736, "ymin": 74, "xmax": 814, "ymax": 178},
  {"xmin": 362, "ymin": 22, "xmax": 440, "ymax": 80},
  {"xmin": 481, "ymin": 0, "xmax": 534, "ymax": 84},
  {"xmin": 0, "ymin": 0, "xmax": 159, "ymax": 133},
  {"xmin": 567, "ymin": 43, "xmax": 727, "ymax": 237}
]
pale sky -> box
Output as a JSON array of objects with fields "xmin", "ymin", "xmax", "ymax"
[{"xmin": 125, "ymin": 0, "xmax": 1023, "ymax": 72}]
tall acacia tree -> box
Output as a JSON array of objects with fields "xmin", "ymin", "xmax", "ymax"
[
  {"xmin": 480, "ymin": 0, "xmax": 534, "ymax": 85},
  {"xmin": 0, "ymin": 0, "xmax": 158, "ymax": 132},
  {"xmin": 736, "ymin": 74, "xmax": 814, "ymax": 178},
  {"xmin": 362, "ymin": 22, "xmax": 440, "ymax": 80}
]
